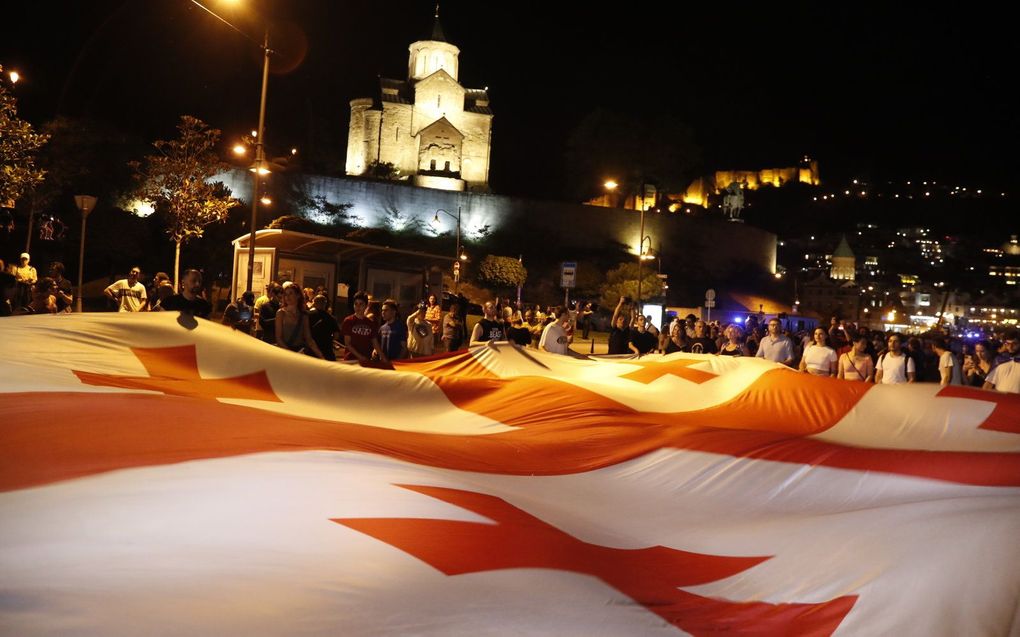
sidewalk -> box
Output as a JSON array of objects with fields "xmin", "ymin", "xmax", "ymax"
[{"xmin": 569, "ymin": 331, "xmax": 609, "ymax": 356}]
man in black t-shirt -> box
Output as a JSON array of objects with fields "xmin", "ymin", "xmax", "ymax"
[
  {"xmin": 469, "ymin": 301, "xmax": 506, "ymax": 345},
  {"xmin": 161, "ymin": 269, "xmax": 212, "ymax": 318},
  {"xmin": 607, "ymin": 296, "xmax": 633, "ymax": 355},
  {"xmin": 506, "ymin": 315, "xmax": 533, "ymax": 347},
  {"xmin": 688, "ymin": 319, "xmax": 719, "ymax": 354},
  {"xmin": 48, "ymin": 262, "xmax": 74, "ymax": 313},
  {"xmin": 258, "ymin": 284, "xmax": 283, "ymax": 344},
  {"xmin": 308, "ymin": 295, "xmax": 340, "ymax": 361},
  {"xmin": 629, "ymin": 315, "xmax": 658, "ymax": 355}
]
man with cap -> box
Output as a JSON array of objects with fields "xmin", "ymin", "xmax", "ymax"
[{"xmin": 14, "ymin": 252, "xmax": 37, "ymax": 309}]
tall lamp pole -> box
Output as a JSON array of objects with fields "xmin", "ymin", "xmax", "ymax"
[
  {"xmin": 241, "ymin": 30, "xmax": 267, "ymax": 295},
  {"xmin": 73, "ymin": 195, "xmax": 97, "ymax": 313},
  {"xmin": 434, "ymin": 207, "xmax": 462, "ymax": 293},
  {"xmin": 246, "ymin": 30, "xmax": 271, "ymax": 296},
  {"xmin": 636, "ymin": 203, "xmax": 647, "ymax": 307},
  {"xmin": 188, "ymin": 1, "xmax": 271, "ymax": 297}
]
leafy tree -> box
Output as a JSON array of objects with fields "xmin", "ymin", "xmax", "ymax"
[
  {"xmin": 130, "ymin": 116, "xmax": 238, "ymax": 285},
  {"xmin": 0, "ymin": 65, "xmax": 49, "ymax": 207},
  {"xmin": 477, "ymin": 255, "xmax": 527, "ymax": 295},
  {"xmin": 598, "ymin": 261, "xmax": 665, "ymax": 309}
]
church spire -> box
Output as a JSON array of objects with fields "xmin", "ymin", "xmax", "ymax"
[{"xmin": 430, "ymin": 1, "xmax": 447, "ymax": 42}]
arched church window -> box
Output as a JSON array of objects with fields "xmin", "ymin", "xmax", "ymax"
[
  {"xmin": 430, "ymin": 159, "xmax": 437, "ymax": 170},
  {"xmin": 444, "ymin": 161, "xmax": 451, "ymax": 171}
]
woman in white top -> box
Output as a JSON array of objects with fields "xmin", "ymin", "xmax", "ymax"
[
  {"xmin": 838, "ymin": 334, "xmax": 875, "ymax": 382},
  {"xmin": 799, "ymin": 327, "xmax": 837, "ymax": 377}
]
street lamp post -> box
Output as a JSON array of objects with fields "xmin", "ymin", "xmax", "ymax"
[
  {"xmin": 245, "ymin": 29, "xmax": 271, "ymax": 297},
  {"xmin": 73, "ymin": 195, "xmax": 97, "ymax": 313},
  {"xmin": 433, "ymin": 207, "xmax": 462, "ymax": 293},
  {"xmin": 637, "ymin": 232, "xmax": 654, "ymax": 307},
  {"xmin": 516, "ymin": 254, "xmax": 523, "ymax": 308},
  {"xmin": 188, "ymin": 1, "xmax": 271, "ymax": 298},
  {"xmin": 636, "ymin": 196, "xmax": 648, "ymax": 306}
]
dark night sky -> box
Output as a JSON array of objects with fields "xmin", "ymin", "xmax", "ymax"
[{"xmin": 2, "ymin": 1, "xmax": 1016, "ymax": 200}]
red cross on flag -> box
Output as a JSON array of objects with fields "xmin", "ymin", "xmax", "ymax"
[{"xmin": 1, "ymin": 312, "xmax": 1018, "ymax": 636}]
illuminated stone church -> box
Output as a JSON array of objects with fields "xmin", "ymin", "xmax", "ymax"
[{"xmin": 344, "ymin": 14, "xmax": 493, "ymax": 192}]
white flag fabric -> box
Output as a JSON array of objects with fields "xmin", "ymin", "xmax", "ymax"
[{"xmin": 1, "ymin": 312, "xmax": 1019, "ymax": 636}]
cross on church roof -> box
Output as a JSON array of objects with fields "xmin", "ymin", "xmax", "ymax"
[{"xmin": 431, "ymin": 1, "xmax": 447, "ymax": 42}]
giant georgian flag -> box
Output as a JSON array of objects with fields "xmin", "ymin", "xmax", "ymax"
[{"xmin": 1, "ymin": 313, "xmax": 1019, "ymax": 636}]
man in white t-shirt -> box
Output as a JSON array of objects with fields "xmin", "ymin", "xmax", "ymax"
[
  {"xmin": 104, "ymin": 267, "xmax": 148, "ymax": 312},
  {"xmin": 539, "ymin": 307, "xmax": 571, "ymax": 355},
  {"xmin": 875, "ymin": 333, "xmax": 916, "ymax": 384},
  {"xmin": 983, "ymin": 331, "xmax": 1020, "ymax": 393},
  {"xmin": 933, "ymin": 338, "xmax": 963, "ymax": 386}
]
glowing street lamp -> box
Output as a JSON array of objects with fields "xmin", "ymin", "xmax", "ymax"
[{"xmin": 432, "ymin": 207, "xmax": 462, "ymax": 293}]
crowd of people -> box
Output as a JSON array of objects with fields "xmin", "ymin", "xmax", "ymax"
[
  {"xmin": 604, "ymin": 295, "xmax": 1019, "ymax": 393},
  {"xmin": 222, "ymin": 284, "xmax": 472, "ymax": 366},
  {"xmin": 224, "ymin": 284, "xmax": 596, "ymax": 365},
  {"xmin": 1, "ymin": 253, "xmax": 77, "ymax": 315},
  {"xmin": 4, "ymin": 260, "xmax": 1018, "ymax": 394},
  {"xmin": 0, "ymin": 257, "xmax": 210, "ymax": 318}
]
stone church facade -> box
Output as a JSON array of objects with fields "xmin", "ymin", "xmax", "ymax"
[{"xmin": 344, "ymin": 18, "xmax": 493, "ymax": 192}]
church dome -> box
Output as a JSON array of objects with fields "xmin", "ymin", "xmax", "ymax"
[{"xmin": 408, "ymin": 16, "xmax": 459, "ymax": 81}]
